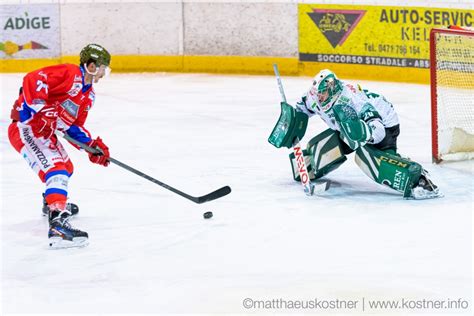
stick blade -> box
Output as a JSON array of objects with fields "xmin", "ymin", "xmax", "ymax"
[{"xmin": 195, "ymin": 186, "xmax": 231, "ymax": 204}]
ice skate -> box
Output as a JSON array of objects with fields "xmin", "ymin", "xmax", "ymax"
[{"xmin": 48, "ymin": 208, "xmax": 89, "ymax": 249}]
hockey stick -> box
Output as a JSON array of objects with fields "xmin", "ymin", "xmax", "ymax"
[
  {"xmin": 272, "ymin": 64, "xmax": 314, "ymax": 196},
  {"xmin": 59, "ymin": 132, "xmax": 231, "ymax": 204},
  {"xmin": 272, "ymin": 64, "xmax": 329, "ymax": 196}
]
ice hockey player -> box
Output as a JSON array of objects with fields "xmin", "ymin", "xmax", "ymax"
[
  {"xmin": 8, "ymin": 44, "xmax": 112, "ymax": 248},
  {"xmin": 269, "ymin": 69, "xmax": 441, "ymax": 199}
]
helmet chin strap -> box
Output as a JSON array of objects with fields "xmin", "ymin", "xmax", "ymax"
[{"xmin": 83, "ymin": 63, "xmax": 99, "ymax": 76}]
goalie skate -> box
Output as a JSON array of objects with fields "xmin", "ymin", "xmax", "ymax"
[
  {"xmin": 408, "ymin": 171, "xmax": 443, "ymax": 200},
  {"xmin": 48, "ymin": 209, "xmax": 88, "ymax": 249},
  {"xmin": 311, "ymin": 180, "xmax": 331, "ymax": 195}
]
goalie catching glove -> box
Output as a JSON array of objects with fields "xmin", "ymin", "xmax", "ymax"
[{"xmin": 88, "ymin": 137, "xmax": 110, "ymax": 166}]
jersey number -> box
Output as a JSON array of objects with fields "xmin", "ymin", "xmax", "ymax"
[
  {"xmin": 363, "ymin": 89, "xmax": 380, "ymax": 99},
  {"xmin": 36, "ymin": 80, "xmax": 48, "ymax": 94}
]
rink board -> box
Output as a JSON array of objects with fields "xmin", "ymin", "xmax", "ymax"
[
  {"xmin": 0, "ymin": 55, "xmax": 430, "ymax": 83},
  {"xmin": 0, "ymin": 2, "xmax": 473, "ymax": 84}
]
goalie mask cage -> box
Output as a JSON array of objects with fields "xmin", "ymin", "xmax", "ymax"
[{"xmin": 430, "ymin": 28, "xmax": 474, "ymax": 163}]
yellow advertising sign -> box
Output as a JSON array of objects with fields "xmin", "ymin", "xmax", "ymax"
[{"xmin": 299, "ymin": 4, "xmax": 473, "ymax": 81}]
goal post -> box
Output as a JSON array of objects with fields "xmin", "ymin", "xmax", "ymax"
[{"xmin": 430, "ymin": 27, "xmax": 474, "ymax": 163}]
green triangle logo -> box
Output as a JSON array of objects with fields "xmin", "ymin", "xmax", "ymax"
[{"xmin": 308, "ymin": 9, "xmax": 366, "ymax": 48}]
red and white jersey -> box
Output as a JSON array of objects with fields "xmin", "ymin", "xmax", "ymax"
[{"xmin": 11, "ymin": 63, "xmax": 95, "ymax": 144}]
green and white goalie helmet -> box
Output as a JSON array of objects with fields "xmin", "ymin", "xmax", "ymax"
[{"xmin": 310, "ymin": 69, "xmax": 342, "ymax": 111}]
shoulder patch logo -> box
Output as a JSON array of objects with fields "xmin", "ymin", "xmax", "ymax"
[
  {"xmin": 67, "ymin": 82, "xmax": 82, "ymax": 97},
  {"xmin": 308, "ymin": 9, "xmax": 366, "ymax": 48}
]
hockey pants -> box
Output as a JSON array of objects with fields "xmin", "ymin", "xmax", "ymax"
[{"xmin": 8, "ymin": 122, "xmax": 73, "ymax": 207}]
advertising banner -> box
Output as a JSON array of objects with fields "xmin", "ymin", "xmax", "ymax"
[
  {"xmin": 1, "ymin": 4, "xmax": 60, "ymax": 59},
  {"xmin": 299, "ymin": 4, "xmax": 473, "ymax": 70}
]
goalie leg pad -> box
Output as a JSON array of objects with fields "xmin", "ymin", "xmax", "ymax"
[
  {"xmin": 289, "ymin": 149, "xmax": 315, "ymax": 181},
  {"xmin": 354, "ymin": 145, "xmax": 422, "ymax": 197},
  {"xmin": 289, "ymin": 129, "xmax": 348, "ymax": 181}
]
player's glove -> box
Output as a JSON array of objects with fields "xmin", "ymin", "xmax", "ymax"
[
  {"xmin": 366, "ymin": 119, "xmax": 386, "ymax": 144},
  {"xmin": 10, "ymin": 99, "xmax": 21, "ymax": 121},
  {"xmin": 29, "ymin": 104, "xmax": 58, "ymax": 139},
  {"xmin": 88, "ymin": 137, "xmax": 110, "ymax": 167}
]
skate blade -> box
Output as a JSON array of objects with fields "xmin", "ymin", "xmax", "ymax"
[
  {"xmin": 48, "ymin": 237, "xmax": 89, "ymax": 249},
  {"xmin": 311, "ymin": 180, "xmax": 331, "ymax": 195},
  {"xmin": 408, "ymin": 187, "xmax": 444, "ymax": 200}
]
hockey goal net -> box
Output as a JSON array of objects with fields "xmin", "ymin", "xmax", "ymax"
[{"xmin": 430, "ymin": 27, "xmax": 474, "ymax": 163}]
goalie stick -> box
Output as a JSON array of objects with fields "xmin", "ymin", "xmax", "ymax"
[
  {"xmin": 272, "ymin": 64, "xmax": 330, "ymax": 196},
  {"xmin": 59, "ymin": 131, "xmax": 231, "ymax": 204}
]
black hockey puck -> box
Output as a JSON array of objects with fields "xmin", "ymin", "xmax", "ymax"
[{"xmin": 203, "ymin": 211, "xmax": 213, "ymax": 219}]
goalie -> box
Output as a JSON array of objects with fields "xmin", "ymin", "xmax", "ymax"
[{"xmin": 268, "ymin": 69, "xmax": 441, "ymax": 200}]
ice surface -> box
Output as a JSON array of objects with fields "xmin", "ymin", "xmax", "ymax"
[{"xmin": 1, "ymin": 73, "xmax": 472, "ymax": 315}]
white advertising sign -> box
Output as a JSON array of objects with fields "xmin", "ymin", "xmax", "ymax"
[{"xmin": 1, "ymin": 4, "xmax": 60, "ymax": 59}]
